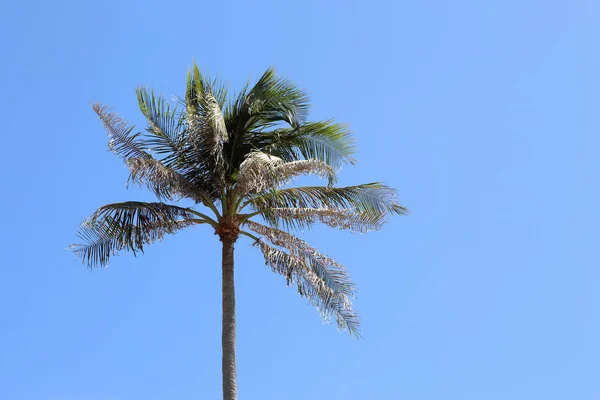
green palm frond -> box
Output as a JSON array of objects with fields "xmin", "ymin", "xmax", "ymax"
[
  {"xmin": 225, "ymin": 81, "xmax": 249, "ymax": 130},
  {"xmin": 225, "ymin": 69, "xmax": 348, "ymax": 176},
  {"xmin": 261, "ymin": 207, "xmax": 386, "ymax": 233},
  {"xmin": 185, "ymin": 63, "xmax": 229, "ymax": 127},
  {"xmin": 185, "ymin": 65, "xmax": 203, "ymax": 134},
  {"xmin": 137, "ymin": 88, "xmax": 184, "ymax": 141},
  {"xmin": 71, "ymin": 201, "xmax": 200, "ymax": 268},
  {"xmin": 92, "ymin": 104, "xmax": 150, "ymax": 160},
  {"xmin": 229, "ymin": 67, "xmax": 310, "ymax": 132},
  {"xmin": 223, "ymin": 67, "xmax": 310, "ymax": 172},
  {"xmin": 135, "ymin": 88, "xmax": 223, "ymax": 198},
  {"xmin": 136, "ymin": 88, "xmax": 192, "ymax": 168},
  {"xmin": 250, "ymin": 120, "xmax": 356, "ymax": 171},
  {"xmin": 248, "ymin": 182, "xmax": 407, "ymax": 217},
  {"xmin": 249, "ymin": 221, "xmax": 359, "ymax": 336},
  {"xmin": 186, "ymin": 63, "xmax": 229, "ymax": 110},
  {"xmin": 236, "ymin": 152, "xmax": 335, "ymax": 195},
  {"xmin": 247, "ymin": 67, "xmax": 310, "ymax": 127}
]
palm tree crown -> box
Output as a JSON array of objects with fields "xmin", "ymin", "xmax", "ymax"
[{"xmin": 72, "ymin": 62, "xmax": 406, "ymax": 399}]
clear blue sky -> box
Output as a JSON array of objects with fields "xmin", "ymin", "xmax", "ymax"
[{"xmin": 1, "ymin": 0, "xmax": 598, "ymax": 399}]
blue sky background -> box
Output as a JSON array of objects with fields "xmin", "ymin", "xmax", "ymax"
[{"xmin": 1, "ymin": 0, "xmax": 598, "ymax": 399}]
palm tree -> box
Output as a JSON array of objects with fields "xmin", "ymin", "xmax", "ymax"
[{"xmin": 71, "ymin": 62, "xmax": 406, "ymax": 400}]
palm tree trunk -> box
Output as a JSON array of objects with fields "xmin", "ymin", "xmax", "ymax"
[{"xmin": 221, "ymin": 237, "xmax": 237, "ymax": 400}]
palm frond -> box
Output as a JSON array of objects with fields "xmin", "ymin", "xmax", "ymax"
[
  {"xmin": 248, "ymin": 183, "xmax": 407, "ymax": 222},
  {"xmin": 250, "ymin": 120, "xmax": 356, "ymax": 171},
  {"xmin": 184, "ymin": 64, "xmax": 228, "ymax": 184},
  {"xmin": 224, "ymin": 81, "xmax": 249, "ymax": 131},
  {"xmin": 227, "ymin": 67, "xmax": 310, "ymax": 137},
  {"xmin": 185, "ymin": 64, "xmax": 204, "ymax": 136},
  {"xmin": 247, "ymin": 221, "xmax": 355, "ymax": 295},
  {"xmin": 185, "ymin": 63, "xmax": 229, "ymax": 126},
  {"xmin": 71, "ymin": 201, "xmax": 198, "ymax": 268},
  {"xmin": 137, "ymin": 88, "xmax": 190, "ymax": 167},
  {"xmin": 247, "ymin": 67, "xmax": 310, "ymax": 127},
  {"xmin": 262, "ymin": 207, "xmax": 386, "ymax": 233},
  {"xmin": 137, "ymin": 88, "xmax": 184, "ymax": 141},
  {"xmin": 205, "ymin": 91, "xmax": 228, "ymax": 143},
  {"xmin": 236, "ymin": 152, "xmax": 335, "ymax": 195},
  {"xmin": 197, "ymin": 90, "xmax": 228, "ymax": 170},
  {"xmin": 249, "ymin": 222, "xmax": 359, "ymax": 336},
  {"xmin": 126, "ymin": 157, "xmax": 207, "ymax": 203},
  {"xmin": 92, "ymin": 104, "xmax": 150, "ymax": 160},
  {"xmin": 186, "ymin": 62, "xmax": 229, "ymax": 109}
]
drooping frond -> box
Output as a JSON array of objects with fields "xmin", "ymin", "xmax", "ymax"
[
  {"xmin": 92, "ymin": 104, "xmax": 150, "ymax": 160},
  {"xmin": 126, "ymin": 157, "xmax": 207, "ymax": 203},
  {"xmin": 248, "ymin": 183, "xmax": 407, "ymax": 219},
  {"xmin": 72, "ymin": 219, "xmax": 196, "ymax": 269},
  {"xmin": 248, "ymin": 221, "xmax": 359, "ymax": 336},
  {"xmin": 247, "ymin": 221, "xmax": 356, "ymax": 296},
  {"xmin": 71, "ymin": 201, "xmax": 199, "ymax": 268},
  {"xmin": 263, "ymin": 207, "xmax": 386, "ymax": 233},
  {"xmin": 236, "ymin": 152, "xmax": 335, "ymax": 195},
  {"xmin": 254, "ymin": 240, "xmax": 360, "ymax": 335}
]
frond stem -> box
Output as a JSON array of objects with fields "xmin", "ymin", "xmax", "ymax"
[
  {"xmin": 233, "ymin": 190, "xmax": 246, "ymax": 213},
  {"xmin": 228, "ymin": 189, "xmax": 240, "ymax": 219},
  {"xmin": 201, "ymin": 195, "xmax": 222, "ymax": 219},
  {"xmin": 239, "ymin": 230, "xmax": 260, "ymax": 242},
  {"xmin": 220, "ymin": 187, "xmax": 227, "ymax": 217},
  {"xmin": 237, "ymin": 209, "xmax": 267, "ymax": 224},
  {"xmin": 187, "ymin": 210, "xmax": 219, "ymax": 227}
]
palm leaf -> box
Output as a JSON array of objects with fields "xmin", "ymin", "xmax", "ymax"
[
  {"xmin": 250, "ymin": 120, "xmax": 356, "ymax": 171},
  {"xmin": 184, "ymin": 64, "xmax": 229, "ymax": 185},
  {"xmin": 247, "ymin": 221, "xmax": 356, "ymax": 296},
  {"xmin": 261, "ymin": 207, "xmax": 386, "ymax": 233},
  {"xmin": 126, "ymin": 157, "xmax": 207, "ymax": 203},
  {"xmin": 247, "ymin": 67, "xmax": 310, "ymax": 127},
  {"xmin": 250, "ymin": 225, "xmax": 360, "ymax": 336},
  {"xmin": 230, "ymin": 67, "xmax": 309, "ymax": 132},
  {"xmin": 137, "ymin": 87, "xmax": 190, "ymax": 167},
  {"xmin": 248, "ymin": 183, "xmax": 407, "ymax": 217},
  {"xmin": 71, "ymin": 201, "xmax": 199, "ymax": 268},
  {"xmin": 92, "ymin": 104, "xmax": 150, "ymax": 160},
  {"xmin": 236, "ymin": 152, "xmax": 335, "ymax": 195}
]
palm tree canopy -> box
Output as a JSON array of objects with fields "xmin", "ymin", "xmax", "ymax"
[{"xmin": 71, "ymin": 63, "xmax": 407, "ymax": 336}]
